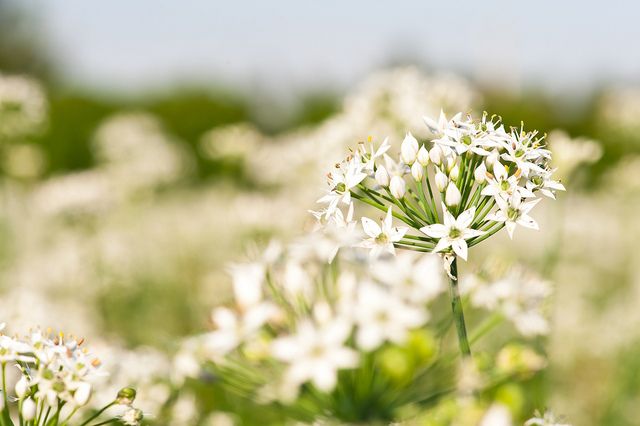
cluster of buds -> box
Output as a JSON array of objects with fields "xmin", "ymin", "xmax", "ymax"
[
  {"xmin": 0, "ymin": 323, "xmax": 142, "ymax": 426},
  {"xmin": 317, "ymin": 111, "xmax": 565, "ymax": 262}
]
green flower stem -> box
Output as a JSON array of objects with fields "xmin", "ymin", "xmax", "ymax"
[
  {"xmin": 469, "ymin": 312, "xmax": 503, "ymax": 344},
  {"xmin": 350, "ymin": 192, "xmax": 416, "ymax": 227},
  {"xmin": 397, "ymin": 239, "xmax": 434, "ymax": 249},
  {"xmin": 403, "ymin": 191, "xmax": 431, "ymax": 223},
  {"xmin": 422, "ymin": 171, "xmax": 439, "ymax": 222},
  {"xmin": 402, "ymin": 234, "xmax": 435, "ymax": 243},
  {"xmin": 394, "ymin": 244, "xmax": 432, "ymax": 253},
  {"xmin": 1, "ymin": 364, "xmax": 13, "ymax": 426},
  {"xmin": 385, "ymin": 189, "xmax": 422, "ymax": 224},
  {"xmin": 415, "ymin": 181, "xmax": 436, "ymax": 222},
  {"xmin": 472, "ymin": 197, "xmax": 495, "ymax": 226},
  {"xmin": 79, "ymin": 402, "xmax": 116, "ymax": 426},
  {"xmin": 468, "ymin": 222, "xmax": 505, "ymax": 247},
  {"xmin": 448, "ymin": 257, "xmax": 471, "ymax": 357},
  {"xmin": 407, "ymin": 187, "xmax": 433, "ymax": 223}
]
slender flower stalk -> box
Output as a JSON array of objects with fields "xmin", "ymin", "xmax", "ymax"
[{"xmin": 447, "ymin": 257, "xmax": 471, "ymax": 356}]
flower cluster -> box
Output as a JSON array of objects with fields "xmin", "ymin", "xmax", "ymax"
[
  {"xmin": 0, "ymin": 323, "xmax": 142, "ymax": 425},
  {"xmin": 172, "ymin": 231, "xmax": 554, "ymax": 424},
  {"xmin": 316, "ymin": 111, "xmax": 565, "ymax": 262},
  {"xmin": 0, "ymin": 73, "xmax": 48, "ymax": 139},
  {"xmin": 199, "ymin": 237, "xmax": 443, "ymax": 400},
  {"xmin": 462, "ymin": 264, "xmax": 552, "ymax": 337}
]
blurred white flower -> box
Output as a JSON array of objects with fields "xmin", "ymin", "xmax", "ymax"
[
  {"xmin": 271, "ymin": 319, "xmax": 358, "ymax": 392},
  {"xmin": 0, "ymin": 73, "xmax": 47, "ymax": 138},
  {"xmin": 353, "ymin": 282, "xmax": 428, "ymax": 351}
]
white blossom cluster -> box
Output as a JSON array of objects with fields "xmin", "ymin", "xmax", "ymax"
[
  {"xmin": 316, "ymin": 111, "xmax": 565, "ymax": 262},
  {"xmin": 188, "ymin": 236, "xmax": 444, "ymax": 401},
  {"xmin": 0, "ymin": 323, "xmax": 143, "ymax": 425},
  {"xmin": 462, "ymin": 265, "xmax": 552, "ymax": 337},
  {"xmin": 0, "ymin": 73, "xmax": 48, "ymax": 139}
]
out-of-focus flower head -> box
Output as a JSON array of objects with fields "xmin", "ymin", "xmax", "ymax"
[{"xmin": 0, "ymin": 73, "xmax": 47, "ymax": 139}]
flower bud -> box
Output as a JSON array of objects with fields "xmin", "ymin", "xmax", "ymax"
[
  {"xmin": 445, "ymin": 154, "xmax": 457, "ymax": 173},
  {"xmin": 22, "ymin": 398, "xmax": 36, "ymax": 421},
  {"xmin": 474, "ymin": 163, "xmax": 487, "ymax": 183},
  {"xmin": 401, "ymin": 133, "xmax": 419, "ymax": 164},
  {"xmin": 74, "ymin": 382, "xmax": 92, "ymax": 406},
  {"xmin": 417, "ymin": 145, "xmax": 430, "ymax": 166},
  {"xmin": 411, "ymin": 162, "xmax": 423, "ymax": 181},
  {"xmin": 445, "ymin": 182, "xmax": 461, "ymax": 207},
  {"xmin": 429, "ymin": 145, "xmax": 442, "ymax": 166},
  {"xmin": 390, "ymin": 175, "xmax": 406, "ymax": 199},
  {"xmin": 116, "ymin": 387, "xmax": 137, "ymax": 405},
  {"xmin": 435, "ymin": 169, "xmax": 448, "ymax": 192},
  {"xmin": 449, "ymin": 164, "xmax": 460, "ymax": 182},
  {"xmin": 120, "ymin": 408, "xmax": 144, "ymax": 426},
  {"xmin": 375, "ymin": 166, "xmax": 390, "ymax": 187},
  {"xmin": 15, "ymin": 376, "xmax": 29, "ymax": 399}
]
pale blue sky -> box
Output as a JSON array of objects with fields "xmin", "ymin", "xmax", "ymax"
[{"xmin": 28, "ymin": 0, "xmax": 640, "ymax": 94}]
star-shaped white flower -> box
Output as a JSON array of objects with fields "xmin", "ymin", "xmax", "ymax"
[
  {"xmin": 420, "ymin": 205, "xmax": 484, "ymax": 260},
  {"xmin": 271, "ymin": 319, "xmax": 358, "ymax": 392},
  {"xmin": 360, "ymin": 207, "xmax": 407, "ymax": 258},
  {"xmin": 481, "ymin": 162, "xmax": 534, "ymax": 200},
  {"xmin": 487, "ymin": 193, "xmax": 541, "ymax": 239},
  {"xmin": 353, "ymin": 282, "xmax": 428, "ymax": 351}
]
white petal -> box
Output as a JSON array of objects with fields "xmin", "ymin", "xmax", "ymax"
[
  {"xmin": 451, "ymin": 239, "xmax": 468, "ymax": 260},
  {"xmin": 517, "ymin": 214, "xmax": 539, "ymax": 230},
  {"xmin": 433, "ymin": 238, "xmax": 452, "ymax": 253},
  {"xmin": 361, "ymin": 217, "xmax": 381, "ymax": 238},
  {"xmin": 420, "ymin": 224, "xmax": 448, "ymax": 238},
  {"xmin": 456, "ymin": 207, "xmax": 476, "ymax": 229}
]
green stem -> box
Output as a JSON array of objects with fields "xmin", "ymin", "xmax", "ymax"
[
  {"xmin": 469, "ymin": 312, "xmax": 503, "ymax": 344},
  {"xmin": 448, "ymin": 257, "xmax": 471, "ymax": 357},
  {"xmin": 79, "ymin": 402, "xmax": 115, "ymax": 426}
]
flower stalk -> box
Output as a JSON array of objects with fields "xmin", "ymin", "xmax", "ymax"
[{"xmin": 447, "ymin": 257, "xmax": 471, "ymax": 357}]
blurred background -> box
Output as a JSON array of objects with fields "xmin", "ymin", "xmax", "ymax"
[{"xmin": 1, "ymin": 0, "xmax": 640, "ymax": 424}]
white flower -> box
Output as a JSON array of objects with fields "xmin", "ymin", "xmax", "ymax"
[
  {"xmin": 21, "ymin": 398, "xmax": 36, "ymax": 421},
  {"xmin": 353, "ymin": 283, "xmax": 428, "ymax": 350},
  {"xmin": 417, "ymin": 145, "xmax": 430, "ymax": 166},
  {"xmin": 271, "ymin": 319, "xmax": 358, "ymax": 392},
  {"xmin": 15, "ymin": 376, "xmax": 29, "ymax": 398},
  {"xmin": 480, "ymin": 404, "xmax": 512, "ymax": 426},
  {"xmin": 227, "ymin": 263, "xmax": 265, "ymax": 309},
  {"xmin": 359, "ymin": 137, "xmax": 390, "ymax": 172},
  {"xmin": 401, "ymin": 132, "xmax": 419, "ymax": 164},
  {"xmin": 481, "ymin": 162, "xmax": 534, "ymax": 200},
  {"xmin": 389, "ymin": 175, "xmax": 406, "ymax": 198},
  {"xmin": 73, "ymin": 382, "xmax": 92, "ymax": 406},
  {"xmin": 525, "ymin": 410, "xmax": 571, "ymax": 426},
  {"xmin": 487, "ymin": 194, "xmax": 541, "ymax": 239},
  {"xmin": 411, "ymin": 161, "xmax": 424, "ymax": 181},
  {"xmin": 429, "ymin": 144, "xmax": 443, "ymax": 165},
  {"xmin": 526, "ymin": 169, "xmax": 566, "ymax": 199},
  {"xmin": 463, "ymin": 267, "xmax": 551, "ymax": 337},
  {"xmin": 445, "ymin": 182, "xmax": 461, "ymax": 206},
  {"xmin": 360, "ymin": 208, "xmax": 408, "ymax": 258},
  {"xmin": 420, "ymin": 205, "xmax": 484, "ymax": 260},
  {"xmin": 204, "ymin": 303, "xmax": 278, "ymax": 357},
  {"xmin": 318, "ymin": 157, "xmax": 367, "ymax": 212},
  {"xmin": 474, "ymin": 162, "xmax": 487, "ymax": 183},
  {"xmin": 375, "ymin": 165, "xmax": 390, "ymax": 187},
  {"xmin": 120, "ymin": 408, "xmax": 144, "ymax": 426},
  {"xmin": 372, "ymin": 252, "xmax": 444, "ymax": 303},
  {"xmin": 435, "ymin": 168, "xmax": 448, "ymax": 192}
]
